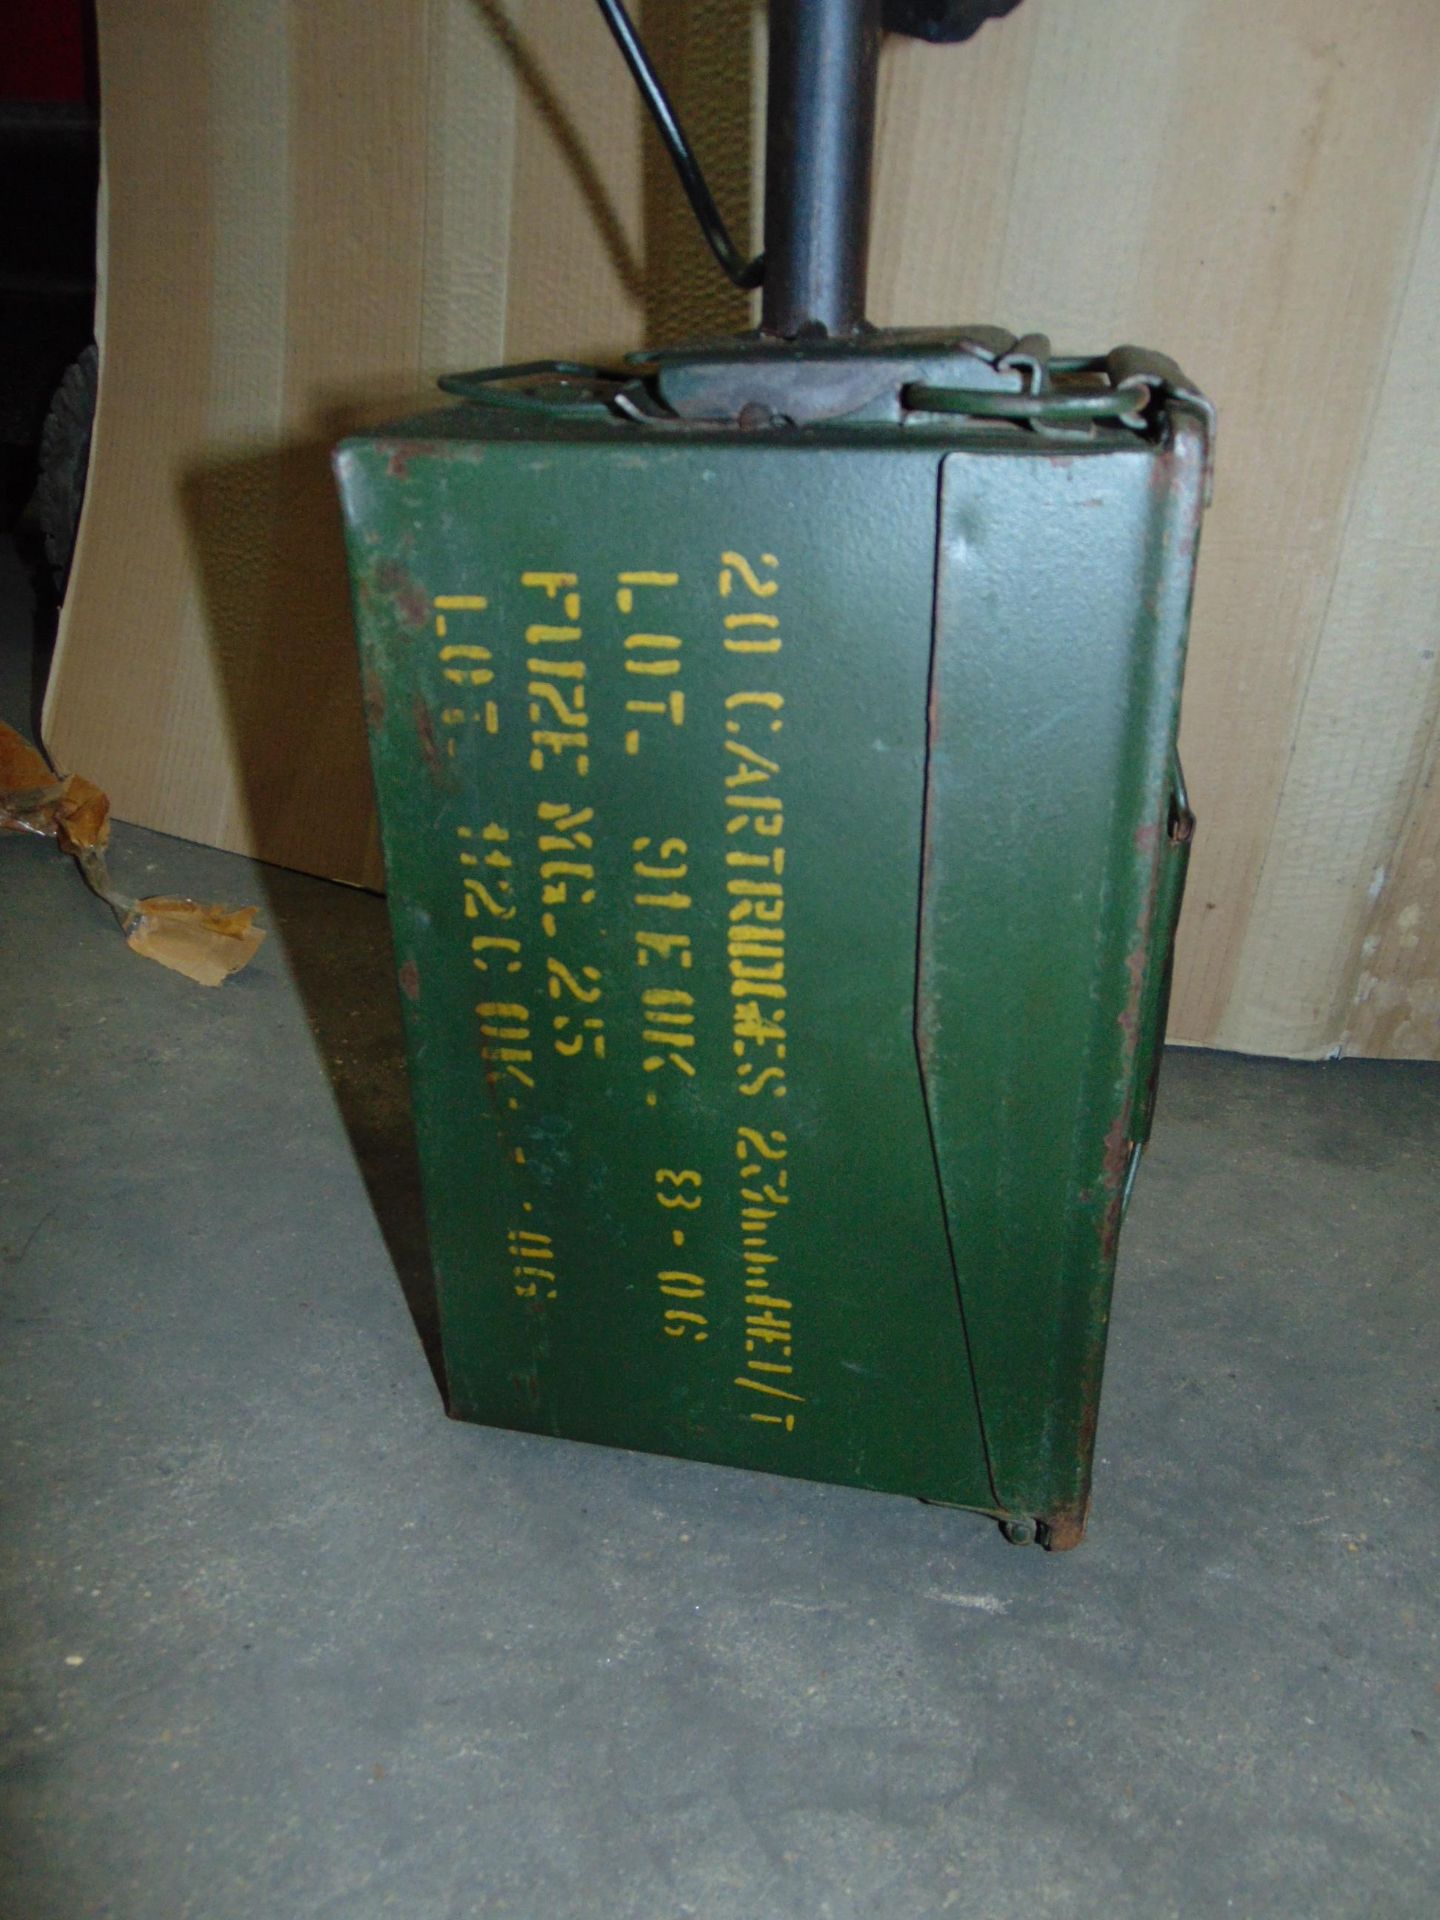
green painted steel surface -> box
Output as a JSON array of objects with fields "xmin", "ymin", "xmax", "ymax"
[
  {"xmin": 918, "ymin": 426, "xmax": 1206, "ymax": 1540},
  {"xmin": 335, "ymin": 391, "xmax": 1206, "ymax": 1542}
]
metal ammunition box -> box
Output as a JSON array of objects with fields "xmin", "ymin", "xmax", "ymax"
[{"xmin": 336, "ymin": 336, "xmax": 1209, "ymax": 1546}]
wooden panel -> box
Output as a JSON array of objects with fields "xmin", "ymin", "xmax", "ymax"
[
  {"xmin": 1221, "ymin": 148, "xmax": 1440, "ymax": 1056},
  {"xmin": 1345, "ymin": 721, "xmax": 1440, "ymax": 1060},
  {"xmin": 1151, "ymin": 3, "xmax": 1440, "ymax": 1049}
]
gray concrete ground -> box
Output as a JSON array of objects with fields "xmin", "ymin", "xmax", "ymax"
[{"xmin": 3, "ymin": 558, "xmax": 1438, "ymax": 1917}]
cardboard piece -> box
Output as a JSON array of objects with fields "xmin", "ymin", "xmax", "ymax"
[{"xmin": 1, "ymin": 718, "xmax": 265, "ymax": 987}]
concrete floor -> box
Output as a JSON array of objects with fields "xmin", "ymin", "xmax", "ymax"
[{"xmin": 3, "ymin": 565, "xmax": 1439, "ymax": 1918}]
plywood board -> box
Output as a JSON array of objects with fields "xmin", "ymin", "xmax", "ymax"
[
  {"xmin": 1344, "ymin": 708, "xmax": 1440, "ymax": 1060},
  {"xmin": 1220, "ymin": 145, "xmax": 1440, "ymax": 1056}
]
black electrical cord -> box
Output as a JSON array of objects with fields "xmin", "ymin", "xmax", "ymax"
[{"xmin": 593, "ymin": 0, "xmax": 765, "ymax": 292}]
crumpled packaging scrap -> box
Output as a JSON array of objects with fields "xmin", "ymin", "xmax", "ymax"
[{"xmin": 1, "ymin": 718, "xmax": 265, "ymax": 987}]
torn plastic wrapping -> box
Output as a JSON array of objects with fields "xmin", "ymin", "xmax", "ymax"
[
  {"xmin": 1, "ymin": 718, "xmax": 265, "ymax": 986},
  {"xmin": 124, "ymin": 897, "xmax": 265, "ymax": 987}
]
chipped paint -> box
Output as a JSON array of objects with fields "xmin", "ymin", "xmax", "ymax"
[
  {"xmin": 374, "ymin": 558, "xmax": 430, "ymax": 633},
  {"xmin": 413, "ymin": 693, "xmax": 444, "ymax": 783},
  {"xmin": 385, "ymin": 440, "xmax": 435, "ymax": 481}
]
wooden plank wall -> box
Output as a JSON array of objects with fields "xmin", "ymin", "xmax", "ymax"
[{"xmin": 44, "ymin": 0, "xmax": 1440, "ymax": 1059}]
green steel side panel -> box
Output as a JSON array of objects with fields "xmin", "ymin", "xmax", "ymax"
[
  {"xmin": 335, "ymin": 401, "xmax": 1204, "ymax": 1533},
  {"xmin": 918, "ymin": 419, "xmax": 1207, "ymax": 1536},
  {"xmin": 336, "ymin": 426, "xmax": 997, "ymax": 1509}
]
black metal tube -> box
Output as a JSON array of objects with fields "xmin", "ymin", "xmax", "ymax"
[{"xmin": 761, "ymin": 0, "xmax": 881, "ymax": 338}]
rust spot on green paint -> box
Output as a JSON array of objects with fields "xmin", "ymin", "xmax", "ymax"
[
  {"xmin": 375, "ymin": 558, "xmax": 430, "ymax": 633},
  {"xmin": 386, "ymin": 441, "xmax": 433, "ymax": 480},
  {"xmin": 414, "ymin": 693, "xmax": 444, "ymax": 782},
  {"xmin": 1042, "ymin": 1504, "xmax": 1089, "ymax": 1552}
]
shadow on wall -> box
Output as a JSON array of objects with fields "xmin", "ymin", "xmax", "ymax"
[
  {"xmin": 474, "ymin": 0, "xmax": 645, "ymax": 312},
  {"xmin": 636, "ymin": 0, "xmax": 755, "ymax": 344},
  {"xmin": 176, "ymin": 0, "xmax": 755, "ymax": 1392},
  {"xmin": 476, "ymin": 0, "xmax": 755, "ymax": 345},
  {"xmin": 180, "ymin": 419, "xmax": 379, "ymax": 889}
]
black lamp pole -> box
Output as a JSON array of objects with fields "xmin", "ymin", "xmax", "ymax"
[{"xmin": 761, "ymin": 0, "xmax": 882, "ymax": 338}]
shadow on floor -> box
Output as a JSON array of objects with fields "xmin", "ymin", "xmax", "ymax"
[
  {"xmin": 171, "ymin": 400, "xmax": 445, "ymax": 1396},
  {"xmin": 257, "ymin": 858, "xmax": 447, "ymax": 1400}
]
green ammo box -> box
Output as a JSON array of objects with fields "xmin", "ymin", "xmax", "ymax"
[{"xmin": 334, "ymin": 2, "xmax": 1211, "ymax": 1549}]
